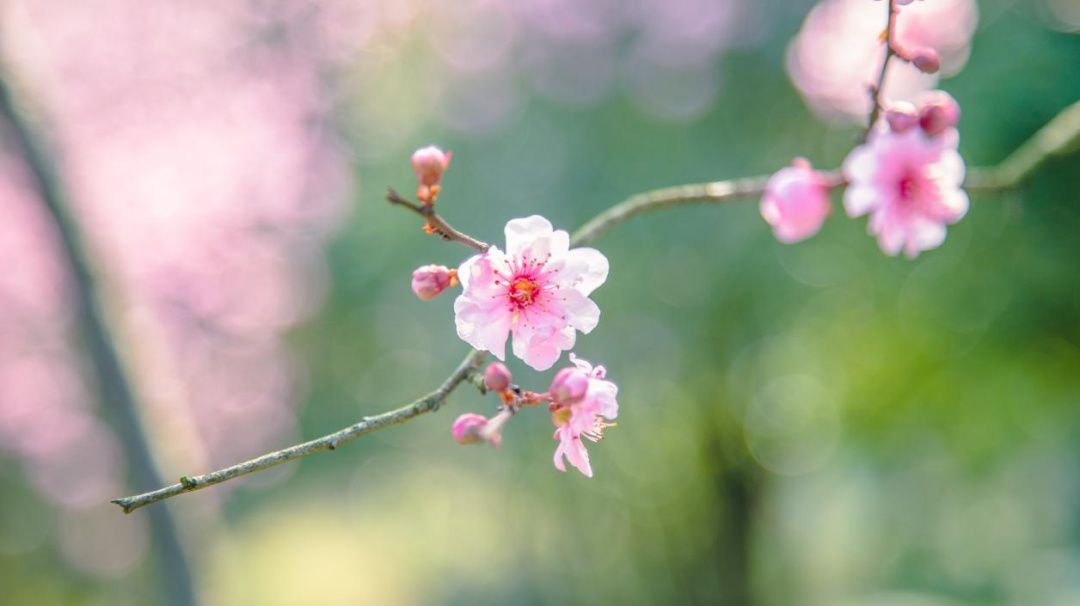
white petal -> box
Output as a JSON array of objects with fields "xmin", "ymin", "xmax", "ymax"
[
  {"xmin": 844, "ymin": 185, "xmax": 879, "ymax": 217},
  {"xmin": 555, "ymin": 247, "xmax": 609, "ymax": 296},
  {"xmin": 454, "ymin": 296, "xmax": 511, "ymax": 360},
  {"xmin": 504, "ymin": 216, "xmax": 553, "ymax": 257},
  {"xmin": 559, "ymin": 289, "xmax": 601, "ymax": 334},
  {"xmin": 842, "ymin": 144, "xmax": 877, "ymax": 185}
]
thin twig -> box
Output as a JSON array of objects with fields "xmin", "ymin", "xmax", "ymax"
[
  {"xmin": 0, "ymin": 74, "xmax": 199, "ymax": 606},
  {"xmin": 387, "ymin": 188, "xmax": 489, "ymax": 252},
  {"xmin": 113, "ymin": 350, "xmax": 486, "ymax": 513},
  {"xmin": 113, "ymin": 99, "xmax": 1080, "ymax": 513},
  {"xmin": 866, "ymin": 0, "xmax": 899, "ymax": 138}
]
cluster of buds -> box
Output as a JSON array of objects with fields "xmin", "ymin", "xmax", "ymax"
[
  {"xmin": 883, "ymin": 91, "xmax": 960, "ymax": 137},
  {"xmin": 453, "ymin": 357, "xmax": 619, "ymax": 477}
]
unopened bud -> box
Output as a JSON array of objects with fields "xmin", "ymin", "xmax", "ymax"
[
  {"xmin": 452, "ymin": 413, "xmax": 488, "ymax": 445},
  {"xmin": 484, "ymin": 362, "xmax": 512, "ymax": 392},
  {"xmin": 411, "ymin": 145, "xmax": 452, "ymax": 188},
  {"xmin": 918, "ymin": 91, "xmax": 961, "ymax": 136},
  {"xmin": 549, "ymin": 367, "xmax": 589, "ymax": 406},
  {"xmin": 910, "ymin": 48, "xmax": 941, "ymax": 74},
  {"xmin": 411, "ymin": 264, "xmax": 452, "ymax": 301},
  {"xmin": 884, "ymin": 101, "xmax": 919, "ymax": 133}
]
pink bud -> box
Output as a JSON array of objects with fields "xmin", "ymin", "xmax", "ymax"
[
  {"xmin": 910, "ymin": 48, "xmax": 941, "ymax": 74},
  {"xmin": 549, "ymin": 367, "xmax": 589, "ymax": 406},
  {"xmin": 918, "ymin": 91, "xmax": 961, "ymax": 137},
  {"xmin": 411, "ymin": 264, "xmax": 452, "ymax": 301},
  {"xmin": 452, "ymin": 413, "xmax": 488, "ymax": 445},
  {"xmin": 884, "ymin": 101, "xmax": 919, "ymax": 133},
  {"xmin": 411, "ymin": 145, "xmax": 452, "ymax": 188},
  {"xmin": 483, "ymin": 362, "xmax": 512, "ymax": 392}
]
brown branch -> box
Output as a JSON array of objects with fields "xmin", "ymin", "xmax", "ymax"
[
  {"xmin": 112, "ymin": 99, "xmax": 1080, "ymax": 513},
  {"xmin": 866, "ymin": 0, "xmax": 899, "ymax": 138},
  {"xmin": 386, "ymin": 188, "xmax": 489, "ymax": 252}
]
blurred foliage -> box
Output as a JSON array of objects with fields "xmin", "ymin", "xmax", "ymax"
[{"xmin": 3, "ymin": 1, "xmax": 1079, "ymax": 605}]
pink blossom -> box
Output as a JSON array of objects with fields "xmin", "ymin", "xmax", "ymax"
[
  {"xmin": 551, "ymin": 354, "xmax": 618, "ymax": 478},
  {"xmin": 411, "ymin": 264, "xmax": 454, "ymax": 300},
  {"xmin": 843, "ymin": 115, "xmax": 968, "ymax": 258},
  {"xmin": 760, "ymin": 158, "xmax": 833, "ymax": 244},
  {"xmin": 454, "ymin": 216, "xmax": 608, "ymax": 371},
  {"xmin": 787, "ymin": 0, "xmax": 976, "ymax": 122}
]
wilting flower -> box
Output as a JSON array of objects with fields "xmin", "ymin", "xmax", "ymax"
[
  {"xmin": 760, "ymin": 158, "xmax": 833, "ymax": 244},
  {"xmin": 454, "ymin": 216, "xmax": 608, "ymax": 371},
  {"xmin": 551, "ymin": 354, "xmax": 618, "ymax": 478},
  {"xmin": 843, "ymin": 93, "xmax": 967, "ymax": 258}
]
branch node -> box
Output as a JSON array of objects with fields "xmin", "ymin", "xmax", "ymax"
[{"xmin": 179, "ymin": 476, "xmax": 197, "ymax": 489}]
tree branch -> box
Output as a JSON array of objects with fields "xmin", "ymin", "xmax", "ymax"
[
  {"xmin": 113, "ymin": 350, "xmax": 487, "ymax": 513},
  {"xmin": 386, "ymin": 187, "xmax": 490, "ymax": 252},
  {"xmin": 112, "ymin": 99, "xmax": 1080, "ymax": 513},
  {"xmin": 0, "ymin": 74, "xmax": 199, "ymax": 606},
  {"xmin": 866, "ymin": 0, "xmax": 899, "ymax": 137}
]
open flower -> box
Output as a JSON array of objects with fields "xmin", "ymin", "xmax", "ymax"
[
  {"xmin": 551, "ymin": 354, "xmax": 618, "ymax": 478},
  {"xmin": 454, "ymin": 216, "xmax": 608, "ymax": 371},
  {"xmin": 760, "ymin": 158, "xmax": 832, "ymax": 244},
  {"xmin": 843, "ymin": 105, "xmax": 967, "ymax": 258}
]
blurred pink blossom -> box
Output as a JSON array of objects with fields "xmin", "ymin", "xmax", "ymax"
[
  {"xmin": 454, "ymin": 216, "xmax": 608, "ymax": 371},
  {"xmin": 843, "ymin": 95, "xmax": 968, "ymax": 258},
  {"xmin": 787, "ymin": 0, "xmax": 977, "ymax": 122},
  {"xmin": 0, "ymin": 0, "xmax": 352, "ymax": 576},
  {"xmin": 760, "ymin": 158, "xmax": 833, "ymax": 244}
]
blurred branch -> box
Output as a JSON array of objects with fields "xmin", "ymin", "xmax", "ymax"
[
  {"xmin": 571, "ymin": 175, "xmax": 775, "ymax": 247},
  {"xmin": 386, "ymin": 187, "xmax": 490, "ymax": 252},
  {"xmin": 112, "ymin": 99, "xmax": 1079, "ymax": 513},
  {"xmin": 113, "ymin": 350, "xmax": 487, "ymax": 513},
  {"xmin": 964, "ymin": 100, "xmax": 1080, "ymax": 192},
  {"xmin": 866, "ymin": 0, "xmax": 899, "ymax": 137},
  {"xmin": 0, "ymin": 74, "xmax": 198, "ymax": 606}
]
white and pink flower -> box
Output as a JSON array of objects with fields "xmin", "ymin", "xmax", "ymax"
[
  {"xmin": 843, "ymin": 93, "xmax": 968, "ymax": 258},
  {"xmin": 454, "ymin": 216, "xmax": 608, "ymax": 371},
  {"xmin": 550, "ymin": 354, "xmax": 619, "ymax": 478},
  {"xmin": 760, "ymin": 158, "xmax": 833, "ymax": 244}
]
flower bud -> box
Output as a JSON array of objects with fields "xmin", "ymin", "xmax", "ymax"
[
  {"xmin": 549, "ymin": 367, "xmax": 589, "ymax": 406},
  {"xmin": 452, "ymin": 413, "xmax": 488, "ymax": 445},
  {"xmin": 483, "ymin": 362, "xmax": 512, "ymax": 392},
  {"xmin": 411, "ymin": 145, "xmax": 452, "ymax": 188},
  {"xmin": 411, "ymin": 264, "xmax": 452, "ymax": 301},
  {"xmin": 884, "ymin": 101, "xmax": 919, "ymax": 133},
  {"xmin": 910, "ymin": 48, "xmax": 941, "ymax": 74},
  {"xmin": 918, "ymin": 91, "xmax": 961, "ymax": 136}
]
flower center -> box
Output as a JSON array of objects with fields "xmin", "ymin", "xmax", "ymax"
[{"xmin": 509, "ymin": 276, "xmax": 540, "ymax": 308}]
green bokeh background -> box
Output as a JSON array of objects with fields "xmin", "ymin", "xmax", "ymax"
[{"xmin": 2, "ymin": 1, "xmax": 1079, "ymax": 604}]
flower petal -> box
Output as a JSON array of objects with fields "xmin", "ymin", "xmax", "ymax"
[{"xmin": 504, "ymin": 215, "xmax": 554, "ymax": 257}]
